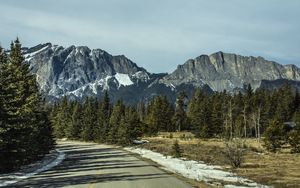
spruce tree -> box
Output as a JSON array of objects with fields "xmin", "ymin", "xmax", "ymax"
[
  {"xmin": 173, "ymin": 91, "xmax": 188, "ymax": 132},
  {"xmin": 81, "ymin": 97, "xmax": 97, "ymax": 141},
  {"xmin": 0, "ymin": 39, "xmax": 54, "ymax": 172},
  {"xmin": 108, "ymin": 100, "xmax": 124, "ymax": 143},
  {"xmin": 52, "ymin": 96, "xmax": 70, "ymax": 138},
  {"xmin": 68, "ymin": 101, "xmax": 82, "ymax": 140},
  {"xmin": 187, "ymin": 90, "xmax": 211, "ymax": 138},
  {"xmin": 263, "ymin": 120, "xmax": 286, "ymax": 152},
  {"xmin": 171, "ymin": 139, "xmax": 182, "ymax": 158},
  {"xmin": 117, "ymin": 106, "xmax": 142, "ymax": 145}
]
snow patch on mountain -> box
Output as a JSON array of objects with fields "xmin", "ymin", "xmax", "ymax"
[
  {"xmin": 114, "ymin": 73, "xmax": 133, "ymax": 87},
  {"xmin": 24, "ymin": 45, "xmax": 49, "ymax": 61},
  {"xmin": 132, "ymin": 71, "xmax": 150, "ymax": 82}
]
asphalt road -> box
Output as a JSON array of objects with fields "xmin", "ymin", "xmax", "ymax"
[{"xmin": 8, "ymin": 141, "xmax": 193, "ymax": 188}]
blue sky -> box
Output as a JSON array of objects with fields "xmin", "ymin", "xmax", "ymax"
[{"xmin": 0, "ymin": 0, "xmax": 299, "ymax": 73}]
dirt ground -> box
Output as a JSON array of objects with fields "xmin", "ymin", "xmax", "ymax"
[{"xmin": 140, "ymin": 132, "xmax": 300, "ymax": 188}]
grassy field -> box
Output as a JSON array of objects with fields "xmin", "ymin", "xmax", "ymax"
[{"xmin": 139, "ymin": 132, "xmax": 300, "ymax": 188}]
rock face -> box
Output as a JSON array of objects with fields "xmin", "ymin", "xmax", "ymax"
[
  {"xmin": 23, "ymin": 43, "xmax": 175, "ymax": 103},
  {"xmin": 160, "ymin": 51, "xmax": 300, "ymax": 92},
  {"xmin": 22, "ymin": 44, "xmax": 300, "ymax": 103}
]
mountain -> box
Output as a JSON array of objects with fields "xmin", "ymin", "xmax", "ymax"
[
  {"xmin": 21, "ymin": 43, "xmax": 300, "ymax": 103},
  {"xmin": 22, "ymin": 43, "xmax": 176, "ymax": 103},
  {"xmin": 160, "ymin": 51, "xmax": 300, "ymax": 92}
]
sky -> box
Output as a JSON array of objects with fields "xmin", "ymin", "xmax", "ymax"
[{"xmin": 0, "ymin": 0, "xmax": 299, "ymax": 73}]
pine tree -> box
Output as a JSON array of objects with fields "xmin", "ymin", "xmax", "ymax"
[
  {"xmin": 145, "ymin": 95, "xmax": 174, "ymax": 135},
  {"xmin": 173, "ymin": 91, "xmax": 188, "ymax": 132},
  {"xmin": 210, "ymin": 93, "xmax": 224, "ymax": 137},
  {"xmin": 81, "ymin": 97, "xmax": 97, "ymax": 141},
  {"xmin": 52, "ymin": 96, "xmax": 71, "ymax": 138},
  {"xmin": 101, "ymin": 91, "xmax": 111, "ymax": 141},
  {"xmin": 274, "ymin": 83, "xmax": 295, "ymax": 122},
  {"xmin": 263, "ymin": 120, "xmax": 286, "ymax": 152},
  {"xmin": 0, "ymin": 39, "xmax": 54, "ymax": 172},
  {"xmin": 117, "ymin": 106, "xmax": 142, "ymax": 145},
  {"xmin": 171, "ymin": 139, "xmax": 182, "ymax": 158},
  {"xmin": 108, "ymin": 100, "xmax": 124, "ymax": 143},
  {"xmin": 68, "ymin": 101, "xmax": 82, "ymax": 140},
  {"xmin": 187, "ymin": 90, "xmax": 211, "ymax": 138}
]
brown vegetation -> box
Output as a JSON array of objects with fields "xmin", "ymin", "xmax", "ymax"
[{"xmin": 140, "ymin": 132, "xmax": 300, "ymax": 188}]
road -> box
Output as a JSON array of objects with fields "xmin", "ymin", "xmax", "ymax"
[{"xmin": 8, "ymin": 141, "xmax": 193, "ymax": 188}]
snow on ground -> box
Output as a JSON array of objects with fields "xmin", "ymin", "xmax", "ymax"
[
  {"xmin": 114, "ymin": 73, "xmax": 133, "ymax": 87},
  {"xmin": 124, "ymin": 147, "xmax": 270, "ymax": 188},
  {"xmin": 0, "ymin": 150, "xmax": 65, "ymax": 187}
]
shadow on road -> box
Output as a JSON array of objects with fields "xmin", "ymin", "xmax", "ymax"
[{"xmin": 8, "ymin": 142, "xmax": 172, "ymax": 188}]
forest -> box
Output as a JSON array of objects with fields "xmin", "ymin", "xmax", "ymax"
[{"xmin": 49, "ymin": 82, "xmax": 300, "ymax": 152}]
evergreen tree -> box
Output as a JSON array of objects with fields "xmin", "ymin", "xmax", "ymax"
[
  {"xmin": 68, "ymin": 101, "xmax": 82, "ymax": 140},
  {"xmin": 145, "ymin": 95, "xmax": 174, "ymax": 135},
  {"xmin": 117, "ymin": 107, "xmax": 142, "ymax": 145},
  {"xmin": 171, "ymin": 139, "xmax": 182, "ymax": 158},
  {"xmin": 263, "ymin": 120, "xmax": 286, "ymax": 152},
  {"xmin": 108, "ymin": 100, "xmax": 124, "ymax": 143},
  {"xmin": 81, "ymin": 97, "xmax": 97, "ymax": 141},
  {"xmin": 210, "ymin": 93, "xmax": 224, "ymax": 137},
  {"xmin": 187, "ymin": 90, "xmax": 211, "ymax": 138},
  {"xmin": 173, "ymin": 91, "xmax": 188, "ymax": 132},
  {"xmin": 52, "ymin": 96, "xmax": 71, "ymax": 138},
  {"xmin": 274, "ymin": 83, "xmax": 295, "ymax": 122},
  {"xmin": 0, "ymin": 39, "xmax": 54, "ymax": 172}
]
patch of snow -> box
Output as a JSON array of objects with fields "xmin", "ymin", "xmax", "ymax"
[
  {"xmin": 0, "ymin": 150, "xmax": 65, "ymax": 187},
  {"xmin": 114, "ymin": 73, "xmax": 133, "ymax": 87},
  {"xmin": 103, "ymin": 76, "xmax": 112, "ymax": 90},
  {"xmin": 163, "ymin": 82, "xmax": 176, "ymax": 91},
  {"xmin": 124, "ymin": 147, "xmax": 269, "ymax": 188},
  {"xmin": 132, "ymin": 140, "xmax": 150, "ymax": 144},
  {"xmin": 65, "ymin": 85, "xmax": 87, "ymax": 97},
  {"xmin": 24, "ymin": 45, "xmax": 49, "ymax": 61},
  {"xmin": 132, "ymin": 71, "xmax": 150, "ymax": 82},
  {"xmin": 51, "ymin": 45, "xmax": 58, "ymax": 51},
  {"xmin": 90, "ymin": 81, "xmax": 99, "ymax": 94},
  {"xmin": 63, "ymin": 76, "xmax": 112, "ymax": 97}
]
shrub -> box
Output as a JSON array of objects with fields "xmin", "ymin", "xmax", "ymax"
[
  {"xmin": 288, "ymin": 130, "xmax": 300, "ymax": 153},
  {"xmin": 169, "ymin": 133, "xmax": 173, "ymax": 139},
  {"xmin": 222, "ymin": 139, "xmax": 246, "ymax": 168},
  {"xmin": 180, "ymin": 134, "xmax": 186, "ymax": 140},
  {"xmin": 171, "ymin": 139, "xmax": 182, "ymax": 158},
  {"xmin": 263, "ymin": 120, "xmax": 286, "ymax": 152}
]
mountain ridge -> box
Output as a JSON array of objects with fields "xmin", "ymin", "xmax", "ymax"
[
  {"xmin": 161, "ymin": 51, "xmax": 300, "ymax": 92},
  {"xmin": 18, "ymin": 43, "xmax": 300, "ymax": 103}
]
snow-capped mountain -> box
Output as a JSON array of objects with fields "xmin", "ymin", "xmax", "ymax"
[
  {"xmin": 22, "ymin": 43, "xmax": 300, "ymax": 103},
  {"xmin": 23, "ymin": 43, "xmax": 175, "ymax": 103}
]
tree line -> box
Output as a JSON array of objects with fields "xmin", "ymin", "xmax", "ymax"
[
  {"xmin": 49, "ymin": 92, "xmax": 142, "ymax": 145},
  {"xmin": 50, "ymin": 83, "xmax": 300, "ymax": 152},
  {"xmin": 0, "ymin": 39, "xmax": 54, "ymax": 173}
]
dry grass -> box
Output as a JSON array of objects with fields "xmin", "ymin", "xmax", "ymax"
[{"xmin": 140, "ymin": 132, "xmax": 300, "ymax": 188}]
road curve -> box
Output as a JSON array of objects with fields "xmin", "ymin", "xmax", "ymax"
[{"xmin": 8, "ymin": 141, "xmax": 193, "ymax": 188}]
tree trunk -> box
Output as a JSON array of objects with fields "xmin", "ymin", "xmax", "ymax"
[
  {"xmin": 257, "ymin": 105, "xmax": 261, "ymax": 141},
  {"xmin": 252, "ymin": 113, "xmax": 257, "ymax": 138},
  {"xmin": 243, "ymin": 105, "xmax": 247, "ymax": 138},
  {"xmin": 229, "ymin": 100, "xmax": 233, "ymax": 139}
]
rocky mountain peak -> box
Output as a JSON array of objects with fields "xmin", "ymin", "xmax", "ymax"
[
  {"xmin": 13, "ymin": 43, "xmax": 300, "ymax": 103},
  {"xmin": 22, "ymin": 43, "xmax": 151, "ymax": 100},
  {"xmin": 160, "ymin": 52, "xmax": 300, "ymax": 92}
]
